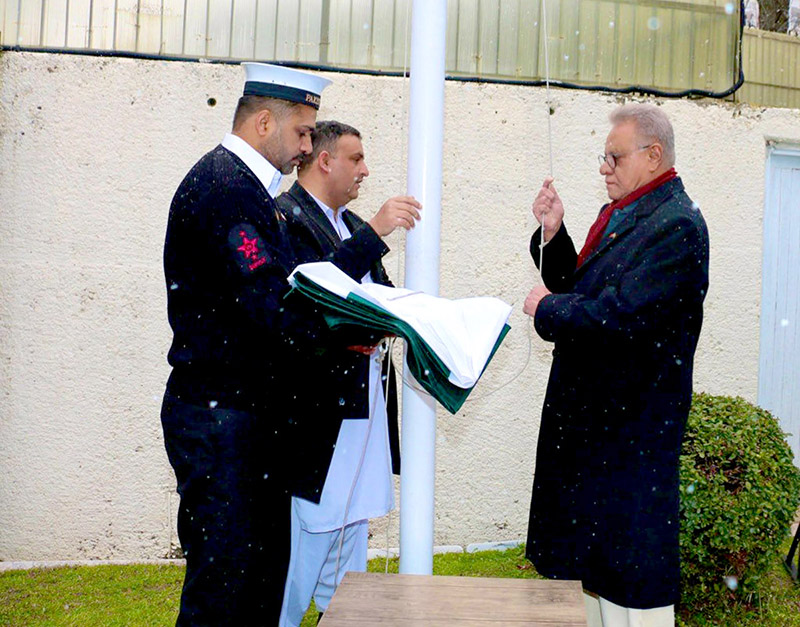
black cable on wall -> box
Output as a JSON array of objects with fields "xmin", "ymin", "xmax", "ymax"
[{"xmin": 1, "ymin": 1, "xmax": 745, "ymax": 101}]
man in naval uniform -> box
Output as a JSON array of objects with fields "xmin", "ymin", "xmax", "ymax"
[
  {"xmin": 275, "ymin": 121, "xmax": 421, "ymax": 626},
  {"xmin": 160, "ymin": 62, "xmax": 332, "ymax": 626}
]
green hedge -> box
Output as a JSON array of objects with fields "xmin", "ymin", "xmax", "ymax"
[{"xmin": 680, "ymin": 393, "xmax": 800, "ymax": 609}]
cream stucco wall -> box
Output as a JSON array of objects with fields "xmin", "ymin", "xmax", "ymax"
[{"xmin": 1, "ymin": 51, "xmax": 798, "ymax": 561}]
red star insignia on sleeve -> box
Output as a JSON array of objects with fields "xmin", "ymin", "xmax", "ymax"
[
  {"xmin": 229, "ymin": 224, "xmax": 269, "ymax": 272},
  {"xmin": 237, "ymin": 234, "xmax": 260, "ymax": 259}
]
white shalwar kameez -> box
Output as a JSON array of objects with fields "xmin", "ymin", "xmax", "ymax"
[
  {"xmin": 278, "ymin": 199, "xmax": 395, "ymax": 627},
  {"xmin": 583, "ymin": 593, "xmax": 675, "ymax": 627}
]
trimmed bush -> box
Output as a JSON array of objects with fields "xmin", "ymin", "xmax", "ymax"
[{"xmin": 680, "ymin": 393, "xmax": 800, "ymax": 609}]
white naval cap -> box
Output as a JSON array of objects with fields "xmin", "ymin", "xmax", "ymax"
[{"xmin": 241, "ymin": 62, "xmax": 332, "ymax": 110}]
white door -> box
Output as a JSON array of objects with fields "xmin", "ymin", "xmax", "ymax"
[{"xmin": 758, "ymin": 145, "xmax": 800, "ymax": 465}]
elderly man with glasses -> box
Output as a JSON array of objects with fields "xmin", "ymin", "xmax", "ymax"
[{"xmin": 522, "ymin": 103, "xmax": 709, "ymax": 627}]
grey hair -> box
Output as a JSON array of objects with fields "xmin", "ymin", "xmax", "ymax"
[{"xmin": 609, "ymin": 103, "xmax": 675, "ymax": 167}]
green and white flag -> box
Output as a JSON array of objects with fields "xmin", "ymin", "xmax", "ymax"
[{"xmin": 288, "ymin": 262, "xmax": 512, "ymax": 414}]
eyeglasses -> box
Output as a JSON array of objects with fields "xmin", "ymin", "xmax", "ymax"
[{"xmin": 597, "ymin": 144, "xmax": 654, "ymax": 169}]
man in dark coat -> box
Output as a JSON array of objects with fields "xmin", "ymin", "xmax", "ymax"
[
  {"xmin": 161, "ymin": 62, "xmax": 332, "ymax": 626},
  {"xmin": 275, "ymin": 120, "xmax": 420, "ymax": 626},
  {"xmin": 523, "ymin": 103, "xmax": 709, "ymax": 626}
]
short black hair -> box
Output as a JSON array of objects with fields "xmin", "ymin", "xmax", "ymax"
[
  {"xmin": 297, "ymin": 120, "xmax": 361, "ymax": 173},
  {"xmin": 231, "ymin": 95, "xmax": 303, "ymax": 130}
]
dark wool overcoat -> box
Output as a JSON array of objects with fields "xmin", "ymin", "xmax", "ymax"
[
  {"xmin": 525, "ymin": 177, "xmax": 709, "ymax": 609},
  {"xmin": 162, "ymin": 146, "xmax": 391, "ymax": 624},
  {"xmin": 164, "ymin": 148, "xmax": 391, "ymax": 502}
]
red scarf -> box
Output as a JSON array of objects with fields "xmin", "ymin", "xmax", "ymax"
[{"xmin": 576, "ymin": 168, "xmax": 677, "ymax": 268}]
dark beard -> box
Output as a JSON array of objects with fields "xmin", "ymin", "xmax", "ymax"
[{"xmin": 278, "ymin": 154, "xmax": 304, "ymax": 175}]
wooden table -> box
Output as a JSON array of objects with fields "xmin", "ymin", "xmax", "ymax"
[{"xmin": 318, "ymin": 572, "xmax": 587, "ymax": 626}]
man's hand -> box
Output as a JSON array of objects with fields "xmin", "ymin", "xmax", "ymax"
[
  {"xmin": 532, "ymin": 177, "xmax": 564, "ymax": 242},
  {"xmin": 523, "ymin": 286, "xmax": 552, "ymax": 318},
  {"xmin": 368, "ymin": 196, "xmax": 422, "ymax": 237}
]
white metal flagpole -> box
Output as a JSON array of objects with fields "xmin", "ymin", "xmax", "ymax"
[{"xmin": 399, "ymin": 0, "xmax": 446, "ymax": 576}]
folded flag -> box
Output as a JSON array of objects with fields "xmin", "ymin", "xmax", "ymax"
[{"xmin": 288, "ymin": 261, "xmax": 512, "ymax": 414}]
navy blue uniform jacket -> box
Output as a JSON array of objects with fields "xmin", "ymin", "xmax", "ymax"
[
  {"xmin": 162, "ymin": 146, "xmax": 401, "ymax": 625},
  {"xmin": 164, "ymin": 146, "xmax": 386, "ymax": 502},
  {"xmin": 163, "ymin": 143, "xmax": 308, "ymax": 625},
  {"xmin": 525, "ymin": 177, "xmax": 709, "ymax": 609}
]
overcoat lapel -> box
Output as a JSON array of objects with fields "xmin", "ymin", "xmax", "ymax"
[
  {"xmin": 576, "ymin": 178, "xmax": 684, "ymax": 274},
  {"xmin": 341, "ymin": 211, "xmax": 361, "ymax": 236},
  {"xmin": 343, "ymin": 211, "xmax": 387, "ymax": 285},
  {"xmin": 284, "ymin": 181, "xmax": 391, "ymax": 286},
  {"xmin": 285, "ymin": 181, "xmax": 342, "ymax": 248}
]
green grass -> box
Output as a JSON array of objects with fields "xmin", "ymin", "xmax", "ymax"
[
  {"xmin": 2, "ymin": 544, "xmax": 799, "ymax": 626},
  {"xmin": 0, "ymin": 564, "xmax": 184, "ymax": 626},
  {"xmin": 366, "ymin": 544, "xmax": 541, "ymax": 579}
]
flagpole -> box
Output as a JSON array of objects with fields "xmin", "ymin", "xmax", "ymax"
[{"xmin": 399, "ymin": 0, "xmax": 446, "ymax": 576}]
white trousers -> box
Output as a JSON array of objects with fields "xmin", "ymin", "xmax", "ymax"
[
  {"xmin": 278, "ymin": 509, "xmax": 369, "ymax": 627},
  {"xmin": 583, "ymin": 593, "xmax": 674, "ymax": 627}
]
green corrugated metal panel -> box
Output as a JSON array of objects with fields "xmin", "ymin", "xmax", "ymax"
[
  {"xmin": 4, "ymin": 0, "xmax": 799, "ymax": 108},
  {"xmin": 435, "ymin": 0, "xmax": 738, "ymax": 93},
  {"xmin": 738, "ymin": 28, "xmax": 800, "ymax": 109},
  {"xmin": 1, "ymin": 0, "xmax": 740, "ymax": 94}
]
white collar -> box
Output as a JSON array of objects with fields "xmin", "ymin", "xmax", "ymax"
[{"xmin": 221, "ymin": 133, "xmax": 283, "ymax": 198}]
